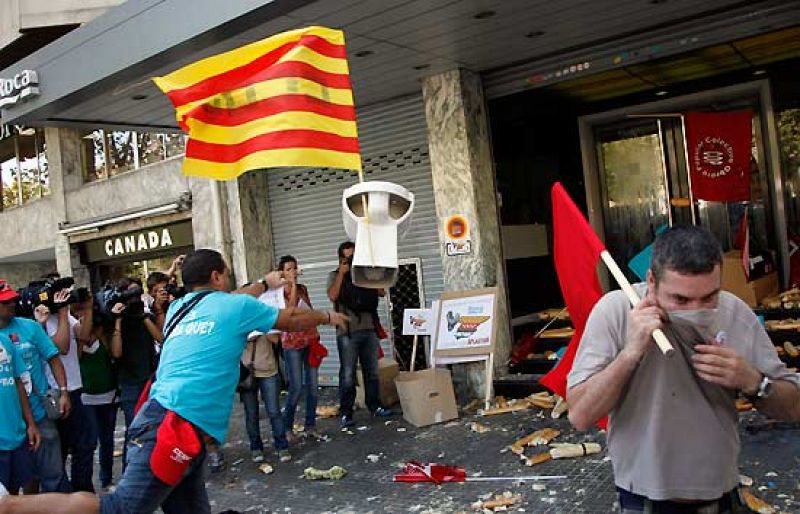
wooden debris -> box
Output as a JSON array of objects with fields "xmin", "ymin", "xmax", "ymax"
[
  {"xmin": 550, "ymin": 442, "xmax": 602, "ymax": 459},
  {"xmin": 496, "ymin": 396, "xmax": 508, "ymax": 409},
  {"xmin": 784, "ymin": 341, "xmax": 799, "ymax": 358},
  {"xmin": 462, "ymin": 399, "xmax": 482, "ymax": 413},
  {"xmin": 741, "ymin": 487, "xmax": 776, "ymax": 514},
  {"xmin": 551, "ymin": 396, "xmax": 568, "ymax": 419},
  {"xmin": 316, "ymin": 405, "xmax": 339, "ymax": 418},
  {"xmin": 765, "ymin": 319, "xmax": 800, "ymax": 331},
  {"xmin": 470, "ymin": 422, "xmax": 491, "ymax": 434},
  {"xmin": 762, "ymin": 296, "xmax": 781, "ymax": 310},
  {"xmin": 479, "ymin": 404, "xmax": 529, "ymax": 417},
  {"xmin": 537, "ymin": 308, "xmax": 570, "ymax": 321},
  {"xmin": 540, "ymin": 327, "xmax": 575, "ymax": 339},
  {"xmin": 510, "ymin": 428, "xmax": 561, "ymax": 454},
  {"xmin": 775, "ymin": 346, "xmax": 786, "ymax": 356},
  {"xmin": 780, "ymin": 288, "xmax": 800, "ymax": 302},
  {"xmin": 472, "ymin": 492, "xmax": 522, "ymax": 511},
  {"xmin": 529, "ymin": 397, "xmax": 556, "ymax": 409},
  {"xmin": 520, "ymin": 452, "xmax": 552, "ymax": 466}
]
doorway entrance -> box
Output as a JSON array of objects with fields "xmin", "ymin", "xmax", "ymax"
[{"xmin": 579, "ymin": 80, "xmax": 786, "ymax": 284}]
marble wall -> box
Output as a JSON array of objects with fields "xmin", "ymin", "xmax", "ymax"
[{"xmin": 422, "ymin": 68, "xmax": 511, "ymax": 400}]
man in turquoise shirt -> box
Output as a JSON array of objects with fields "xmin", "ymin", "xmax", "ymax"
[
  {"xmin": 0, "ymin": 333, "xmax": 41, "ymax": 495},
  {"xmin": 1, "ymin": 249, "xmax": 347, "ymax": 514},
  {"xmin": 0, "ymin": 280, "xmax": 71, "ymax": 493}
]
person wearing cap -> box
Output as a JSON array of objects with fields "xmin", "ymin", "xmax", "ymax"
[
  {"xmin": 35, "ymin": 287, "xmax": 95, "ymax": 493},
  {"xmin": 0, "ymin": 329, "xmax": 41, "ymax": 495},
  {"xmin": 0, "ymin": 249, "xmax": 347, "ymax": 514},
  {"xmin": 0, "ymin": 280, "xmax": 70, "ymax": 494}
]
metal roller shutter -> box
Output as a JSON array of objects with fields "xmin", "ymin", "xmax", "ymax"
[{"xmin": 267, "ymin": 94, "xmax": 443, "ymax": 385}]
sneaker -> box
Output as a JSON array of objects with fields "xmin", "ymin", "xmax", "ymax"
[
  {"xmin": 340, "ymin": 415, "xmax": 355, "ymax": 428},
  {"xmin": 372, "ymin": 407, "xmax": 394, "ymax": 418},
  {"xmin": 251, "ymin": 450, "xmax": 265, "ymax": 463},
  {"xmin": 278, "ymin": 449, "xmax": 292, "ymax": 462}
]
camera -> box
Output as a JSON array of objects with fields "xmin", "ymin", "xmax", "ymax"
[
  {"xmin": 103, "ymin": 285, "xmax": 144, "ymax": 314},
  {"xmin": 15, "ymin": 277, "xmax": 89, "ymax": 318},
  {"xmin": 165, "ymin": 283, "xmax": 187, "ymax": 300}
]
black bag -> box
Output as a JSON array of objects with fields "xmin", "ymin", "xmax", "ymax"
[
  {"xmin": 237, "ymin": 341, "xmax": 257, "ymax": 392},
  {"xmin": 338, "ymin": 275, "xmax": 379, "ymax": 313}
]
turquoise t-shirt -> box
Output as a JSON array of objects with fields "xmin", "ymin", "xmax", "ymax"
[
  {"xmin": 0, "ymin": 317, "xmax": 59, "ymax": 422},
  {"xmin": 150, "ymin": 291, "xmax": 279, "ymax": 443},
  {"xmin": 0, "ymin": 336, "xmax": 27, "ymax": 450}
]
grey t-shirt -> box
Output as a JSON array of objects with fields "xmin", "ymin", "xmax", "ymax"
[
  {"xmin": 326, "ymin": 271, "xmax": 377, "ymax": 336},
  {"xmin": 568, "ymin": 283, "xmax": 800, "ymax": 501}
]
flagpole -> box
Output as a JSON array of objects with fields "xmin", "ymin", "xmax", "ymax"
[
  {"xmin": 679, "ymin": 114, "xmax": 697, "ymax": 225},
  {"xmin": 599, "ymin": 251, "xmax": 675, "ymax": 357}
]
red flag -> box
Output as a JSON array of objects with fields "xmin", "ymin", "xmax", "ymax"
[
  {"xmin": 684, "ymin": 111, "xmax": 752, "ymax": 202},
  {"xmin": 540, "ymin": 183, "xmax": 605, "ymax": 401}
]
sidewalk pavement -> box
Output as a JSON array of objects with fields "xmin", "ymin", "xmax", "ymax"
[{"xmin": 187, "ymin": 390, "xmax": 799, "ymax": 514}]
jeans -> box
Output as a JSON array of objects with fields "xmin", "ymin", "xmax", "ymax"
[
  {"xmin": 283, "ymin": 346, "xmax": 319, "ymax": 430},
  {"xmin": 56, "ymin": 390, "xmax": 96, "ymax": 493},
  {"xmin": 337, "ymin": 330, "xmax": 381, "ymax": 417},
  {"xmin": 0, "ymin": 442, "xmax": 34, "ymax": 494},
  {"xmin": 99, "ymin": 399, "xmax": 209, "ymax": 514},
  {"xmin": 240, "ymin": 375, "xmax": 288, "ymax": 451},
  {"xmin": 119, "ymin": 383, "xmax": 145, "ymax": 471},
  {"xmin": 31, "ymin": 417, "xmax": 68, "ymax": 493},
  {"xmin": 86, "ymin": 403, "xmax": 118, "ymax": 488}
]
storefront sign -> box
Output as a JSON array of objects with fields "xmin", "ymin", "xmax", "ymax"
[
  {"xmin": 0, "ymin": 70, "xmax": 39, "ymax": 109},
  {"xmin": 84, "ymin": 221, "xmax": 193, "ymax": 262}
]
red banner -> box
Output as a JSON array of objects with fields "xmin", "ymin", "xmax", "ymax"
[{"xmin": 684, "ymin": 111, "xmax": 752, "ymax": 202}]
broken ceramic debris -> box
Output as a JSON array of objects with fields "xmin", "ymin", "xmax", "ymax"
[
  {"xmin": 471, "ymin": 491, "xmax": 521, "ymax": 511},
  {"xmin": 471, "ymin": 422, "xmax": 491, "ymax": 434},
  {"xmin": 258, "ymin": 463, "xmax": 274, "ymax": 475}
]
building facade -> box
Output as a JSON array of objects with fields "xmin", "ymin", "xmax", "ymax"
[{"xmin": 1, "ymin": 0, "xmax": 800, "ymax": 388}]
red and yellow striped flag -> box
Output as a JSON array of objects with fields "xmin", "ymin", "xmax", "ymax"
[{"xmin": 153, "ymin": 26, "xmax": 361, "ymax": 180}]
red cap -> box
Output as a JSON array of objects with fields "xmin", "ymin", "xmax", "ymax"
[
  {"xmin": 150, "ymin": 411, "xmax": 201, "ymax": 486},
  {"xmin": 0, "ymin": 280, "xmax": 19, "ymax": 303}
]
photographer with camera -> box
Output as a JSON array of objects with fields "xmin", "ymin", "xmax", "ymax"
[
  {"xmin": 107, "ymin": 279, "xmax": 164, "ymax": 470},
  {"xmin": 36, "ymin": 283, "xmax": 95, "ymax": 494},
  {"xmin": 0, "ymin": 280, "xmax": 68, "ymax": 494},
  {"xmin": 144, "ymin": 273, "xmax": 170, "ymax": 332},
  {"xmin": 327, "ymin": 241, "xmax": 393, "ymax": 429}
]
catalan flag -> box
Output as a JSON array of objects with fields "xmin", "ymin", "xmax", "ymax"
[{"xmin": 153, "ymin": 26, "xmax": 361, "ymax": 180}]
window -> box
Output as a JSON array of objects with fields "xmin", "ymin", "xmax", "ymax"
[
  {"xmin": 0, "ymin": 126, "xmax": 48, "ymax": 210},
  {"xmin": 81, "ymin": 129, "xmax": 186, "ymax": 182}
]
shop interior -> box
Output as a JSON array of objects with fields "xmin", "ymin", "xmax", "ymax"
[{"xmin": 490, "ymin": 26, "xmax": 800, "ymax": 381}]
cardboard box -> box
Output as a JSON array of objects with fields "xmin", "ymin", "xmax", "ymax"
[
  {"xmin": 355, "ymin": 358, "xmax": 400, "ymax": 408},
  {"xmin": 395, "ymin": 368, "xmax": 458, "ymax": 427},
  {"xmin": 721, "ymin": 250, "xmax": 779, "ymax": 307}
]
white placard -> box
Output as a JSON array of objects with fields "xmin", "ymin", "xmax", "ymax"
[
  {"xmin": 435, "ymin": 293, "xmax": 495, "ymax": 352},
  {"xmin": 249, "ymin": 286, "xmax": 286, "ymax": 337},
  {"xmin": 402, "ymin": 308, "xmax": 433, "ymax": 336}
]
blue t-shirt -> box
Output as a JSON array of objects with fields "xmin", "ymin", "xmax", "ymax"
[
  {"xmin": 0, "ymin": 336, "xmax": 27, "ymax": 450},
  {"xmin": 150, "ymin": 291, "xmax": 279, "ymax": 443},
  {"xmin": 0, "ymin": 318, "xmax": 59, "ymax": 422}
]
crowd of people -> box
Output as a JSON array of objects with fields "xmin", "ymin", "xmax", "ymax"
[
  {"xmin": 2, "ymin": 228, "xmax": 800, "ymax": 514},
  {"xmin": 0, "ymin": 241, "xmax": 394, "ymax": 510}
]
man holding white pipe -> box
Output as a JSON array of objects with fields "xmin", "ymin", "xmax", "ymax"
[{"xmin": 567, "ymin": 226, "xmax": 800, "ymax": 514}]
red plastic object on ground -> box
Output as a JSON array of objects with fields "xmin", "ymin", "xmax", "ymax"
[{"xmin": 393, "ymin": 461, "xmax": 467, "ymax": 484}]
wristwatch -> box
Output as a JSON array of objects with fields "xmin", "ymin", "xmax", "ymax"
[
  {"xmin": 258, "ymin": 278, "xmax": 268, "ymax": 291},
  {"xmin": 744, "ymin": 375, "xmax": 773, "ymax": 403}
]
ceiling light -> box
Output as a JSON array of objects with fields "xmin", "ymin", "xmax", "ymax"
[
  {"xmin": 473, "ymin": 10, "xmax": 496, "ymax": 19},
  {"xmin": 354, "ymin": 50, "xmax": 374, "ymax": 58},
  {"xmin": 525, "ymin": 30, "xmax": 545, "ymax": 38},
  {"xmin": 655, "ymin": 90, "xmax": 669, "ymax": 96},
  {"xmin": 753, "ymin": 69, "xmax": 767, "ymax": 76}
]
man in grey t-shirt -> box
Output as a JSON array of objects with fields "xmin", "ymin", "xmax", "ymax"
[
  {"xmin": 327, "ymin": 241, "xmax": 393, "ymax": 428},
  {"xmin": 567, "ymin": 226, "xmax": 800, "ymax": 513}
]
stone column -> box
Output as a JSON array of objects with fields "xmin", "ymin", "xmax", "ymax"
[
  {"xmin": 421, "ymin": 68, "xmax": 511, "ymax": 400},
  {"xmin": 225, "ymin": 170, "xmax": 274, "ymax": 285},
  {"xmin": 45, "ymin": 127, "xmax": 90, "ymax": 284}
]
